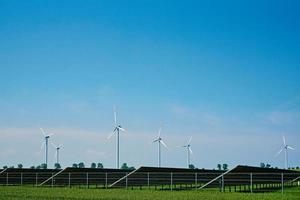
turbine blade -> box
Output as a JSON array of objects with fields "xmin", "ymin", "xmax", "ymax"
[
  {"xmin": 40, "ymin": 141, "xmax": 45, "ymax": 150},
  {"xmin": 113, "ymin": 106, "xmax": 117, "ymax": 126},
  {"xmin": 119, "ymin": 127, "xmax": 126, "ymax": 132},
  {"xmin": 47, "ymin": 133, "xmax": 54, "ymax": 137},
  {"xmin": 189, "ymin": 147, "xmax": 193, "ymax": 154},
  {"xmin": 158, "ymin": 128, "xmax": 162, "ymax": 138},
  {"xmin": 188, "ymin": 136, "xmax": 192, "ymax": 145},
  {"xmin": 161, "ymin": 140, "xmax": 168, "ymax": 149},
  {"xmin": 283, "ymin": 136, "xmax": 286, "ymax": 145},
  {"xmin": 153, "ymin": 139, "xmax": 159, "ymax": 143},
  {"xmin": 50, "ymin": 142, "xmax": 56, "ymax": 148},
  {"xmin": 287, "ymin": 146, "xmax": 295, "ymax": 150},
  {"xmin": 276, "ymin": 148, "xmax": 283, "ymax": 156},
  {"xmin": 107, "ymin": 131, "xmax": 115, "ymax": 140},
  {"xmin": 40, "ymin": 128, "xmax": 46, "ymax": 136}
]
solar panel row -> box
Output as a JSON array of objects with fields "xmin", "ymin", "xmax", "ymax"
[{"xmin": 0, "ymin": 165, "xmax": 299, "ymax": 192}]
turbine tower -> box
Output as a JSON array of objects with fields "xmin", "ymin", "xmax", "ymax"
[
  {"xmin": 277, "ymin": 136, "xmax": 295, "ymax": 169},
  {"xmin": 182, "ymin": 136, "xmax": 193, "ymax": 168},
  {"xmin": 153, "ymin": 128, "xmax": 168, "ymax": 168},
  {"xmin": 52, "ymin": 143, "xmax": 63, "ymax": 165},
  {"xmin": 40, "ymin": 128, "xmax": 54, "ymax": 168},
  {"xmin": 107, "ymin": 106, "xmax": 125, "ymax": 169}
]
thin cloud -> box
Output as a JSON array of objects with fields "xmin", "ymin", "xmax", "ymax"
[{"xmin": 265, "ymin": 111, "xmax": 300, "ymax": 125}]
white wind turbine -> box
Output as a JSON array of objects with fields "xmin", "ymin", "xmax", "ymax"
[
  {"xmin": 40, "ymin": 128, "xmax": 54, "ymax": 167},
  {"xmin": 153, "ymin": 128, "xmax": 168, "ymax": 168},
  {"xmin": 107, "ymin": 106, "xmax": 126, "ymax": 169},
  {"xmin": 182, "ymin": 136, "xmax": 193, "ymax": 168},
  {"xmin": 51, "ymin": 143, "xmax": 63, "ymax": 165},
  {"xmin": 277, "ymin": 136, "xmax": 295, "ymax": 169}
]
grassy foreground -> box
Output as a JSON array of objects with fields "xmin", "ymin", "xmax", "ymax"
[{"xmin": 0, "ymin": 186, "xmax": 300, "ymax": 200}]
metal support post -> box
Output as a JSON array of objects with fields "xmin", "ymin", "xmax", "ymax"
[
  {"xmin": 147, "ymin": 173, "xmax": 150, "ymax": 188},
  {"xmin": 21, "ymin": 173, "xmax": 23, "ymax": 186},
  {"xmin": 221, "ymin": 175, "xmax": 224, "ymax": 192},
  {"xmin": 51, "ymin": 173, "xmax": 54, "ymax": 187},
  {"xmin": 281, "ymin": 173, "xmax": 284, "ymax": 194},
  {"xmin": 35, "ymin": 173, "xmax": 38, "ymax": 186},
  {"xmin": 6, "ymin": 173, "xmax": 8, "ymax": 186},
  {"xmin": 105, "ymin": 173, "xmax": 108, "ymax": 189},
  {"xmin": 125, "ymin": 173, "xmax": 128, "ymax": 189},
  {"xmin": 195, "ymin": 173, "xmax": 197, "ymax": 189},
  {"xmin": 170, "ymin": 172, "xmax": 173, "ymax": 191},
  {"xmin": 250, "ymin": 173, "xmax": 253, "ymax": 193},
  {"xmin": 87, "ymin": 173, "xmax": 89, "ymax": 188},
  {"xmin": 68, "ymin": 173, "xmax": 71, "ymax": 188}
]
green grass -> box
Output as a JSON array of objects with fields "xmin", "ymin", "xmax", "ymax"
[{"xmin": 0, "ymin": 186, "xmax": 299, "ymax": 200}]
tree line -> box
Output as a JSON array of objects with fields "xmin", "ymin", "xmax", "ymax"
[{"xmin": 3, "ymin": 163, "xmax": 299, "ymax": 171}]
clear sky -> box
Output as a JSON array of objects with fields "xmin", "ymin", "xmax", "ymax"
[{"xmin": 0, "ymin": 0, "xmax": 299, "ymax": 169}]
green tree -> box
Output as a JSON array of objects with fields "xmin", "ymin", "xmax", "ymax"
[
  {"xmin": 78, "ymin": 162, "xmax": 85, "ymax": 168},
  {"xmin": 189, "ymin": 164, "xmax": 195, "ymax": 169},
  {"xmin": 54, "ymin": 163, "xmax": 61, "ymax": 169},
  {"xmin": 3, "ymin": 166, "xmax": 8, "ymax": 169},
  {"xmin": 91, "ymin": 163, "xmax": 96, "ymax": 168},
  {"xmin": 40, "ymin": 163, "xmax": 47, "ymax": 169},
  {"xmin": 217, "ymin": 164, "xmax": 222, "ymax": 170},
  {"xmin": 72, "ymin": 163, "xmax": 78, "ymax": 168},
  {"xmin": 17, "ymin": 164, "xmax": 23, "ymax": 169},
  {"xmin": 260, "ymin": 163, "xmax": 265, "ymax": 168},
  {"xmin": 266, "ymin": 164, "xmax": 271, "ymax": 168},
  {"xmin": 121, "ymin": 163, "xmax": 128, "ymax": 170},
  {"xmin": 30, "ymin": 166, "xmax": 35, "ymax": 169},
  {"xmin": 36, "ymin": 165, "xmax": 41, "ymax": 169},
  {"xmin": 97, "ymin": 163, "xmax": 103, "ymax": 169},
  {"xmin": 222, "ymin": 164, "xmax": 228, "ymax": 171}
]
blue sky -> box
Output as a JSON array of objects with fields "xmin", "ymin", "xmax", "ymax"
[{"xmin": 0, "ymin": 0, "xmax": 300, "ymax": 169}]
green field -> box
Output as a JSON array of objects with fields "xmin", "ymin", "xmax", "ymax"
[{"xmin": 0, "ymin": 186, "xmax": 300, "ymax": 200}]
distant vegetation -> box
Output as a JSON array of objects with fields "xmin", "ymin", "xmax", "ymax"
[
  {"xmin": 260, "ymin": 163, "xmax": 271, "ymax": 168},
  {"xmin": 289, "ymin": 166, "xmax": 300, "ymax": 171},
  {"xmin": 121, "ymin": 163, "xmax": 135, "ymax": 170},
  {"xmin": 188, "ymin": 164, "xmax": 195, "ymax": 169},
  {"xmin": 217, "ymin": 164, "xmax": 228, "ymax": 171},
  {"xmin": 71, "ymin": 162, "xmax": 104, "ymax": 169},
  {"xmin": 54, "ymin": 163, "xmax": 61, "ymax": 169}
]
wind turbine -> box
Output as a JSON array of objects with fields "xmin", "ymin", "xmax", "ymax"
[
  {"xmin": 51, "ymin": 143, "xmax": 63, "ymax": 165},
  {"xmin": 107, "ymin": 106, "xmax": 125, "ymax": 169},
  {"xmin": 277, "ymin": 136, "xmax": 295, "ymax": 169},
  {"xmin": 40, "ymin": 128, "xmax": 54, "ymax": 167},
  {"xmin": 182, "ymin": 136, "xmax": 193, "ymax": 168},
  {"xmin": 153, "ymin": 128, "xmax": 168, "ymax": 168}
]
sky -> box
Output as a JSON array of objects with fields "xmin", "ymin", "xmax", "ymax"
[{"xmin": 0, "ymin": 0, "xmax": 300, "ymax": 170}]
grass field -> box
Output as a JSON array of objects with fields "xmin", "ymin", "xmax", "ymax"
[{"xmin": 0, "ymin": 186, "xmax": 300, "ymax": 200}]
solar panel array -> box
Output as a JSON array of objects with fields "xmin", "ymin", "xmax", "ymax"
[
  {"xmin": 110, "ymin": 167, "xmax": 225, "ymax": 189},
  {"xmin": 199, "ymin": 166, "xmax": 300, "ymax": 192},
  {"xmin": 0, "ymin": 168, "xmax": 61, "ymax": 186},
  {"xmin": 44, "ymin": 167, "xmax": 134, "ymax": 187},
  {"xmin": 0, "ymin": 165, "xmax": 299, "ymax": 192}
]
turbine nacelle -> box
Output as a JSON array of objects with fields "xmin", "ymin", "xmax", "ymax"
[{"xmin": 114, "ymin": 125, "xmax": 126, "ymax": 132}]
